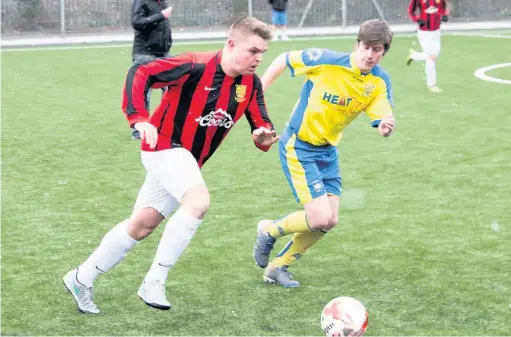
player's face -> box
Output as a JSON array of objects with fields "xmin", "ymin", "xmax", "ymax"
[
  {"xmin": 354, "ymin": 41, "xmax": 385, "ymax": 73},
  {"xmin": 230, "ymin": 34, "xmax": 269, "ymax": 75}
]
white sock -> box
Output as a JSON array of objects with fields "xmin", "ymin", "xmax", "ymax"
[
  {"xmin": 411, "ymin": 51, "xmax": 426, "ymax": 61},
  {"xmin": 425, "ymin": 58, "xmax": 437, "ymax": 87},
  {"xmin": 144, "ymin": 207, "xmax": 202, "ymax": 284},
  {"xmin": 77, "ymin": 220, "xmax": 138, "ymax": 287}
]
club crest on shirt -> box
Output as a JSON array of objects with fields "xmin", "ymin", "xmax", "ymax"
[
  {"xmin": 235, "ymin": 84, "xmax": 247, "ymax": 103},
  {"xmin": 362, "ymin": 84, "xmax": 375, "ymax": 97}
]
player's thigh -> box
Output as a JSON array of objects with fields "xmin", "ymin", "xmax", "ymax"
[
  {"xmin": 271, "ymin": 9, "xmax": 279, "ymax": 25},
  {"xmin": 430, "ymin": 30, "xmax": 441, "ymax": 57},
  {"xmin": 279, "ymin": 132, "xmax": 328, "ymax": 205},
  {"xmin": 133, "ymin": 173, "xmax": 179, "ymax": 220},
  {"xmin": 141, "ymin": 148, "xmax": 207, "ymax": 202},
  {"xmin": 280, "ymin": 11, "xmax": 288, "ymax": 26},
  {"xmin": 328, "ymin": 194, "xmax": 340, "ymax": 225},
  {"xmin": 418, "ymin": 30, "xmax": 440, "ymax": 58}
]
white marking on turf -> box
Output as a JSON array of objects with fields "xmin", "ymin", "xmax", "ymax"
[
  {"xmin": 452, "ymin": 32, "xmax": 511, "ymax": 39},
  {"xmin": 474, "ymin": 63, "xmax": 511, "ymax": 85}
]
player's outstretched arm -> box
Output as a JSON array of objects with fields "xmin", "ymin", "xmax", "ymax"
[{"xmin": 261, "ymin": 52, "xmax": 287, "ymax": 92}]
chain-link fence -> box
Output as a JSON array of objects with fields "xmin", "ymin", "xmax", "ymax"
[{"xmin": 2, "ymin": 0, "xmax": 510, "ymax": 35}]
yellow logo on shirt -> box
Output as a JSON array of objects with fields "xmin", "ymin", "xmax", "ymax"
[{"xmin": 235, "ymin": 84, "xmax": 247, "ymax": 103}]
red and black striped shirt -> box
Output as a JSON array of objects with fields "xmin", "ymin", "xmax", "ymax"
[
  {"xmin": 122, "ymin": 50, "xmax": 274, "ymax": 167},
  {"xmin": 408, "ymin": 0, "xmax": 448, "ymax": 31}
]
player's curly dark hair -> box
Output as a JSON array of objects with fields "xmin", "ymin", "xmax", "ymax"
[{"xmin": 357, "ymin": 19, "xmax": 393, "ymax": 54}]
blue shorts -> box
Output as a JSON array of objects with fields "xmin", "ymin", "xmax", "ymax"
[
  {"xmin": 279, "ymin": 130, "xmax": 342, "ymax": 204},
  {"xmin": 272, "ymin": 9, "xmax": 288, "ymax": 26}
]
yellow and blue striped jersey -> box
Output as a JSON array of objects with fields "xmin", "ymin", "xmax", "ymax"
[{"xmin": 285, "ymin": 48, "xmax": 394, "ymax": 146}]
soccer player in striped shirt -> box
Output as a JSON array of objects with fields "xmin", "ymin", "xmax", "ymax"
[
  {"xmin": 63, "ymin": 17, "xmax": 278, "ymax": 314},
  {"xmin": 406, "ymin": 0, "xmax": 450, "ymax": 92}
]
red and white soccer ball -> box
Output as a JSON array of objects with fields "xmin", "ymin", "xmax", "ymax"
[{"xmin": 320, "ymin": 296, "xmax": 368, "ymax": 337}]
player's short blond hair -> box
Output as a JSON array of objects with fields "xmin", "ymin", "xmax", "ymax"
[
  {"xmin": 228, "ymin": 17, "xmax": 273, "ymax": 41},
  {"xmin": 357, "ymin": 19, "xmax": 393, "ymax": 53}
]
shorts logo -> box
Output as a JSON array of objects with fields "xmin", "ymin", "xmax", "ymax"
[
  {"xmin": 312, "ymin": 180, "xmax": 324, "ymax": 193},
  {"xmin": 195, "ymin": 108, "xmax": 234, "ymax": 129},
  {"xmin": 235, "ymin": 84, "xmax": 247, "ymax": 103}
]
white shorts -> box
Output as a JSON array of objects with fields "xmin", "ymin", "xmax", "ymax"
[
  {"xmin": 417, "ymin": 29, "xmax": 441, "ymax": 57},
  {"xmin": 133, "ymin": 148, "xmax": 206, "ymax": 218}
]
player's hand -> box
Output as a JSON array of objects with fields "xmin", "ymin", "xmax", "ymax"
[
  {"xmin": 441, "ymin": 15, "xmax": 448, "ymax": 22},
  {"xmin": 378, "ymin": 116, "xmax": 395, "ymax": 137},
  {"xmin": 417, "ymin": 19, "xmax": 425, "ymax": 27},
  {"xmin": 161, "ymin": 6, "xmax": 173, "ymax": 19},
  {"xmin": 134, "ymin": 122, "xmax": 158, "ymax": 148},
  {"xmin": 252, "ymin": 127, "xmax": 279, "ymax": 147}
]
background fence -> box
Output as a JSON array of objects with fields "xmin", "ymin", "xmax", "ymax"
[{"xmin": 2, "ymin": 0, "xmax": 510, "ymax": 35}]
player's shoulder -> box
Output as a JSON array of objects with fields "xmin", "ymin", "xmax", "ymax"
[
  {"xmin": 369, "ymin": 64, "xmax": 392, "ymax": 86},
  {"xmin": 299, "ymin": 48, "xmax": 351, "ymax": 67},
  {"xmin": 172, "ymin": 51, "xmax": 218, "ymax": 64}
]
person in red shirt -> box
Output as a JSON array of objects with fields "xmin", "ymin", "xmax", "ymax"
[
  {"xmin": 63, "ymin": 17, "xmax": 278, "ymax": 314},
  {"xmin": 406, "ymin": 0, "xmax": 450, "ymax": 92}
]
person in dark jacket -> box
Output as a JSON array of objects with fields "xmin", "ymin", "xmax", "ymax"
[
  {"xmin": 130, "ymin": 0, "xmax": 173, "ymax": 139},
  {"xmin": 268, "ymin": 0, "xmax": 289, "ymax": 41}
]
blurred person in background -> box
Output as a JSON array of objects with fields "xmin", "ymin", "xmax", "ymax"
[
  {"xmin": 130, "ymin": 0, "xmax": 173, "ymax": 139},
  {"xmin": 406, "ymin": 0, "xmax": 450, "ymax": 93},
  {"xmin": 268, "ymin": 0, "xmax": 289, "ymax": 41}
]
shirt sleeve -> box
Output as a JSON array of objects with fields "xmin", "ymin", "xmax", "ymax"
[
  {"xmin": 408, "ymin": 0, "xmax": 420, "ymax": 22},
  {"xmin": 245, "ymin": 76, "xmax": 275, "ymax": 152},
  {"xmin": 122, "ymin": 53, "xmax": 193, "ymax": 127},
  {"xmin": 365, "ymin": 75, "xmax": 394, "ymax": 127},
  {"xmin": 131, "ymin": 0, "xmax": 166, "ymax": 31},
  {"xmin": 286, "ymin": 48, "xmax": 333, "ymax": 77}
]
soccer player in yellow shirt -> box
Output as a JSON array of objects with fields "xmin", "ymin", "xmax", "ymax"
[{"xmin": 253, "ymin": 19, "xmax": 396, "ymax": 287}]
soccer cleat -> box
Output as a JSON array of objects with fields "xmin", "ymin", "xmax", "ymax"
[
  {"xmin": 263, "ymin": 265, "xmax": 300, "ymax": 288},
  {"xmin": 281, "ymin": 34, "xmax": 290, "ymax": 41},
  {"xmin": 137, "ymin": 279, "xmax": 171, "ymax": 310},
  {"xmin": 253, "ymin": 220, "xmax": 277, "ymax": 268},
  {"xmin": 429, "ymin": 85, "xmax": 442, "ymax": 93},
  {"xmin": 406, "ymin": 49, "xmax": 414, "ymax": 66},
  {"xmin": 63, "ymin": 269, "xmax": 100, "ymax": 314}
]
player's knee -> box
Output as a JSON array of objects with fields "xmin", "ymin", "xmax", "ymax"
[
  {"xmin": 181, "ymin": 184, "xmax": 210, "ymax": 219},
  {"xmin": 329, "ymin": 212, "xmax": 339, "ymax": 229},
  {"xmin": 429, "ymin": 54, "xmax": 438, "ymax": 60},
  {"xmin": 307, "ymin": 211, "xmax": 333, "ymax": 231}
]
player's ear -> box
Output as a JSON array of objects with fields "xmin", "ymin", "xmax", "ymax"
[{"xmin": 227, "ymin": 38, "xmax": 236, "ymax": 50}]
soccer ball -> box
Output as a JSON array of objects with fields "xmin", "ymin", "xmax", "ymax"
[{"xmin": 320, "ymin": 296, "xmax": 368, "ymax": 337}]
